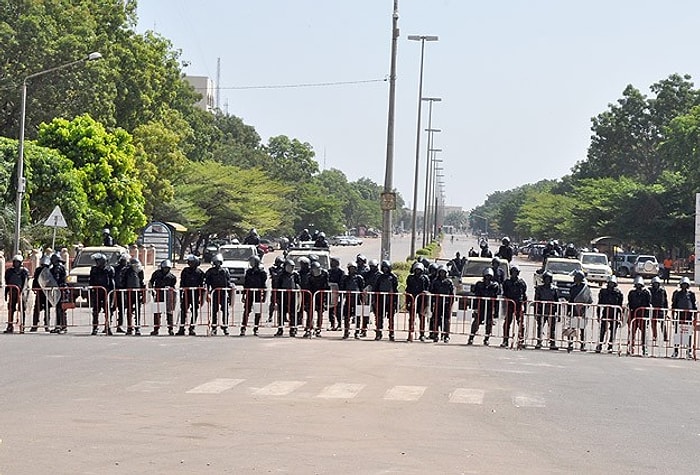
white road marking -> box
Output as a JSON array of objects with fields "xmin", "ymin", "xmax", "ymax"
[
  {"xmin": 384, "ymin": 385, "xmax": 427, "ymax": 401},
  {"xmin": 512, "ymin": 394, "xmax": 546, "ymax": 408},
  {"xmin": 186, "ymin": 378, "xmax": 245, "ymax": 394},
  {"xmin": 449, "ymin": 388, "xmax": 485, "ymax": 405},
  {"xmin": 126, "ymin": 380, "xmax": 172, "ymax": 392},
  {"xmin": 316, "ymin": 383, "xmax": 365, "ymax": 399},
  {"xmin": 254, "ymin": 380, "xmax": 306, "ymax": 396}
]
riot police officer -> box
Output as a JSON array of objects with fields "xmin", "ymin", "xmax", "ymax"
[
  {"xmin": 468, "ymin": 267, "xmax": 501, "ymax": 346},
  {"xmin": 567, "ymin": 269, "xmax": 592, "ymax": 352},
  {"xmin": 479, "ymin": 240, "xmax": 492, "ymax": 258},
  {"xmin": 297, "ymin": 228, "xmax": 312, "ymax": 242},
  {"xmin": 534, "ymin": 271, "xmax": 559, "ymax": 350},
  {"xmin": 150, "ymin": 259, "xmax": 177, "ymax": 336},
  {"xmin": 88, "ymin": 253, "xmax": 115, "ymax": 335},
  {"xmin": 296, "ymin": 257, "xmax": 312, "ymax": 335},
  {"xmin": 113, "ymin": 253, "xmax": 129, "ymax": 332},
  {"xmin": 628, "ymin": 276, "xmax": 651, "ymax": 355},
  {"xmin": 649, "ymin": 276, "xmax": 668, "ymax": 345},
  {"xmin": 496, "ymin": 237, "xmax": 513, "ymax": 262},
  {"xmin": 102, "ymin": 228, "xmax": 115, "ymax": 246},
  {"xmin": 342, "ymin": 262, "xmax": 365, "ymax": 340},
  {"xmin": 373, "ymin": 260, "xmax": 398, "ymax": 341},
  {"xmin": 268, "ymin": 255, "xmax": 285, "ymax": 324},
  {"xmin": 122, "ymin": 257, "xmax": 145, "ymax": 335},
  {"xmin": 313, "ymin": 232, "xmax": 330, "ymax": 249},
  {"xmin": 306, "ymin": 261, "xmax": 330, "ymax": 337},
  {"xmin": 241, "ymin": 255, "xmax": 267, "ymax": 336},
  {"xmin": 405, "ymin": 262, "xmax": 430, "ymax": 341},
  {"xmin": 243, "ymin": 228, "xmax": 261, "ymax": 246},
  {"xmin": 277, "ymin": 259, "xmax": 300, "ymax": 337},
  {"xmin": 327, "ymin": 257, "xmax": 345, "ymax": 331},
  {"xmin": 30, "ymin": 255, "xmax": 52, "ymax": 332},
  {"xmin": 4, "ymin": 255, "xmax": 29, "ymax": 333},
  {"xmin": 178, "ymin": 254, "xmax": 205, "ymax": 336},
  {"xmin": 355, "ymin": 254, "xmax": 369, "ymax": 276},
  {"xmin": 671, "ymin": 277, "xmax": 696, "ymax": 358},
  {"xmin": 596, "ymin": 275, "xmax": 623, "ymax": 353},
  {"xmin": 49, "ymin": 253, "xmax": 67, "ymax": 334},
  {"xmin": 501, "ymin": 265, "xmax": 527, "ymax": 348},
  {"xmin": 430, "ymin": 265, "xmax": 454, "ymax": 343}
]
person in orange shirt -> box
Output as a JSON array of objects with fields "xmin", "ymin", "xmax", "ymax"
[{"xmin": 663, "ymin": 256, "xmax": 674, "ymax": 284}]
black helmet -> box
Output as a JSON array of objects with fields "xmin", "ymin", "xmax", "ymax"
[
  {"xmin": 381, "ymin": 260, "xmax": 391, "ymax": 272},
  {"xmin": 161, "ymin": 259, "xmax": 173, "ymax": 269},
  {"xmin": 187, "ymin": 254, "xmax": 200, "ymax": 266},
  {"xmin": 274, "ymin": 255, "xmax": 285, "ymax": 266},
  {"xmin": 542, "ymin": 271, "xmax": 553, "ymax": 281},
  {"xmin": 428, "ymin": 262, "xmax": 438, "ymax": 273},
  {"xmin": 501, "ymin": 237, "xmax": 510, "ymax": 245},
  {"xmin": 118, "ymin": 253, "xmax": 129, "ymax": 264},
  {"xmin": 368, "ymin": 258, "xmax": 379, "ymax": 268},
  {"xmin": 572, "ymin": 270, "xmax": 585, "ymax": 282},
  {"xmin": 50, "ymin": 253, "xmax": 62, "ymax": 264},
  {"xmin": 92, "ymin": 253, "xmax": 106, "ymax": 264},
  {"xmin": 298, "ymin": 256, "xmax": 310, "ymax": 267},
  {"xmin": 212, "ymin": 254, "xmax": 224, "ymax": 265},
  {"xmin": 356, "ymin": 254, "xmax": 367, "ymax": 264},
  {"xmin": 311, "ymin": 261, "xmax": 322, "ymax": 276},
  {"xmin": 248, "ymin": 255, "xmax": 261, "ymax": 267},
  {"xmin": 330, "ymin": 256, "xmax": 340, "ymax": 266}
]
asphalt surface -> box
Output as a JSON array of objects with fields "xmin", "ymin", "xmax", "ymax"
[{"xmin": 2, "ymin": 235, "xmax": 699, "ymax": 474}]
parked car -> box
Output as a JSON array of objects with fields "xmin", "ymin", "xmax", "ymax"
[
  {"xmin": 534, "ymin": 257, "xmax": 585, "ymax": 299},
  {"xmin": 612, "ymin": 253, "xmax": 638, "ymax": 277},
  {"xmin": 219, "ymin": 245, "xmax": 258, "ymax": 286},
  {"xmin": 579, "ymin": 252, "xmax": 613, "ymax": 285},
  {"xmin": 66, "ymin": 245, "xmax": 128, "ymax": 301},
  {"xmin": 330, "ymin": 235, "xmax": 351, "ymax": 246},
  {"xmin": 258, "ymin": 239, "xmax": 274, "ymax": 254},
  {"xmin": 632, "ymin": 255, "xmax": 660, "ymax": 278}
]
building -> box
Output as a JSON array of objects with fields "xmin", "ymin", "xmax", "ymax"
[{"xmin": 185, "ymin": 75, "xmax": 216, "ymax": 112}]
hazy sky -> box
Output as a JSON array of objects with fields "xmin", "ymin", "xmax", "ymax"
[{"xmin": 136, "ymin": 0, "xmax": 700, "ymax": 212}]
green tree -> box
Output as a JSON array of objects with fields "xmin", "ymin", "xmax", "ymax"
[
  {"xmin": 265, "ymin": 135, "xmax": 318, "ymax": 184},
  {"xmin": 36, "ymin": 114, "xmax": 146, "ymax": 244}
]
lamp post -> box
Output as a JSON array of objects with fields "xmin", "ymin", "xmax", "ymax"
[
  {"xmin": 407, "ymin": 35, "xmax": 438, "ymax": 259},
  {"xmin": 14, "ymin": 52, "xmax": 102, "ymax": 254},
  {"xmin": 425, "ymin": 151, "xmax": 442, "ymax": 244},
  {"xmin": 419, "ymin": 99, "xmax": 441, "ymax": 247},
  {"xmin": 380, "ymin": 0, "xmax": 399, "ymax": 261},
  {"xmin": 433, "ymin": 168, "xmax": 444, "ymax": 239}
]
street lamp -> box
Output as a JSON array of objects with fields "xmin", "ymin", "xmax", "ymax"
[
  {"xmin": 417, "ymin": 99, "xmax": 441, "ymax": 248},
  {"xmin": 425, "ymin": 150, "xmax": 442, "ymax": 244},
  {"xmin": 380, "ymin": 0, "xmax": 399, "ymax": 262},
  {"xmin": 14, "ymin": 52, "xmax": 102, "ymax": 254},
  {"xmin": 407, "ymin": 35, "xmax": 438, "ymax": 258}
]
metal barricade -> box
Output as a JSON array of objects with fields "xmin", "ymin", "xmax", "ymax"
[
  {"xmin": 176, "ymin": 286, "xmax": 209, "ymax": 335},
  {"xmin": 110, "ymin": 288, "xmax": 148, "ymax": 335},
  {"xmin": 3, "ymin": 284, "xmax": 25, "ymax": 333},
  {"xmin": 263, "ymin": 288, "xmax": 312, "ymax": 337},
  {"xmin": 522, "ymin": 299, "xmax": 568, "ymax": 350},
  {"xmin": 149, "ymin": 286, "xmax": 178, "ymax": 335},
  {"xmin": 451, "ymin": 295, "xmax": 509, "ymax": 345}
]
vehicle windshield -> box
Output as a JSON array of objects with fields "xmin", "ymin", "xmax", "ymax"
[
  {"xmin": 461, "ymin": 261, "xmax": 508, "ymax": 277},
  {"xmin": 547, "ymin": 261, "xmax": 582, "ymax": 274},
  {"xmin": 581, "ymin": 254, "xmax": 608, "ymax": 265},
  {"xmin": 74, "ymin": 250, "xmax": 123, "ymax": 267},
  {"xmin": 220, "ymin": 247, "xmax": 255, "ymax": 260}
]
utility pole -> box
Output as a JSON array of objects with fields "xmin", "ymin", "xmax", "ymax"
[{"xmin": 380, "ymin": 0, "xmax": 399, "ymax": 261}]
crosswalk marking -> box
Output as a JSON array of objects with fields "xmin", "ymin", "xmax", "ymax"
[
  {"xmin": 127, "ymin": 380, "xmax": 172, "ymax": 393},
  {"xmin": 186, "ymin": 378, "xmax": 245, "ymax": 394},
  {"xmin": 254, "ymin": 380, "xmax": 306, "ymax": 396},
  {"xmin": 449, "ymin": 388, "xmax": 485, "ymax": 405},
  {"xmin": 384, "ymin": 385, "xmax": 426, "ymax": 401},
  {"xmin": 512, "ymin": 394, "xmax": 546, "ymax": 408},
  {"xmin": 316, "ymin": 383, "xmax": 365, "ymax": 399}
]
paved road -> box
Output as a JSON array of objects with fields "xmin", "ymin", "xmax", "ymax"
[{"xmin": 1, "ymin": 331, "xmax": 700, "ymax": 473}]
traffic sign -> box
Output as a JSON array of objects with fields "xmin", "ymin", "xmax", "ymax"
[{"xmin": 44, "ymin": 205, "xmax": 67, "ymax": 228}]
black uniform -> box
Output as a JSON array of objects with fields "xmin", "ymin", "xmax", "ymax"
[
  {"xmin": 112, "ymin": 259, "xmax": 129, "ymax": 329},
  {"xmin": 31, "ymin": 264, "xmax": 51, "ymax": 330},
  {"xmin": 361, "ymin": 266, "xmax": 380, "ymax": 335},
  {"xmin": 534, "ymin": 282, "xmax": 559, "ymax": 348},
  {"xmin": 277, "ymin": 268, "xmax": 300, "ymax": 335},
  {"xmin": 430, "ymin": 275, "xmax": 454, "ymax": 341},
  {"xmin": 671, "ymin": 287, "xmax": 697, "ymax": 357},
  {"xmin": 241, "ymin": 266, "xmax": 267, "ymax": 333},
  {"xmin": 405, "ymin": 271, "xmax": 431, "ymax": 339},
  {"xmin": 650, "ymin": 284, "xmax": 668, "ymax": 342},
  {"xmin": 308, "ymin": 268, "xmax": 330, "ymax": 334},
  {"xmin": 341, "ymin": 271, "xmax": 365, "ymax": 337},
  {"xmin": 5, "ymin": 265, "xmax": 29, "ymax": 331},
  {"xmin": 496, "ymin": 245, "xmax": 513, "ymax": 262},
  {"xmin": 327, "ymin": 264, "xmax": 345, "ymax": 330},
  {"xmin": 122, "ymin": 265, "xmax": 145, "ymax": 333},
  {"xmin": 373, "ymin": 270, "xmax": 398, "ymax": 337},
  {"xmin": 469, "ymin": 278, "xmax": 501, "ymax": 343},
  {"xmin": 49, "ymin": 261, "xmax": 67, "ymax": 332},
  {"xmin": 268, "ymin": 261, "xmax": 283, "ymax": 321},
  {"xmin": 149, "ymin": 268, "xmax": 177, "ymax": 334},
  {"xmin": 314, "ymin": 236, "xmax": 330, "ymax": 248},
  {"xmin": 596, "ymin": 285, "xmax": 623, "ymax": 352},
  {"xmin": 501, "ymin": 276, "xmax": 527, "ymax": 346},
  {"xmin": 180, "ymin": 266, "xmax": 205, "ymax": 331},
  {"xmin": 88, "ymin": 264, "xmax": 115, "ymax": 331},
  {"xmin": 479, "ymin": 247, "xmax": 493, "ymax": 258},
  {"xmin": 567, "ymin": 281, "xmax": 592, "ymax": 351}
]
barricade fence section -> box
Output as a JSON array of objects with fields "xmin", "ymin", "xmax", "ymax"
[
  {"xmin": 3, "ymin": 284, "xmax": 25, "ymax": 332},
  {"xmin": 629, "ymin": 306, "xmax": 698, "ymax": 360}
]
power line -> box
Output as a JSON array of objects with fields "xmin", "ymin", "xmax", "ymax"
[{"xmin": 191, "ymin": 77, "xmax": 387, "ymax": 91}]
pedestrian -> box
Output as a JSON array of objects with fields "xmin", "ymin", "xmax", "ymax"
[
  {"xmin": 88, "ymin": 253, "xmax": 115, "ymax": 335},
  {"xmin": 48, "ymin": 253, "xmax": 68, "ymax": 334},
  {"xmin": 240, "ymin": 255, "xmax": 266, "ymax": 336},
  {"xmin": 627, "ymin": 276, "xmax": 651, "ymax": 356},
  {"xmin": 468, "ymin": 267, "xmax": 501, "ymax": 346},
  {"xmin": 671, "ymin": 277, "xmax": 696, "ymax": 358},
  {"xmin": 405, "ymin": 262, "xmax": 430, "ymax": 342},
  {"xmin": 649, "ymin": 276, "xmax": 668, "ymax": 345},
  {"xmin": 307, "ymin": 261, "xmax": 330, "ymax": 337},
  {"xmin": 566, "ymin": 270, "xmax": 592, "ymax": 352},
  {"xmin": 430, "ymin": 265, "xmax": 454, "ymax": 343},
  {"xmin": 501, "ymin": 265, "xmax": 527, "ymax": 348},
  {"xmin": 496, "ymin": 237, "xmax": 513, "ymax": 262},
  {"xmin": 327, "ymin": 257, "xmax": 345, "ymax": 331},
  {"xmin": 30, "ymin": 255, "xmax": 52, "ymax": 332},
  {"xmin": 149, "ymin": 259, "xmax": 177, "ymax": 336},
  {"xmin": 177, "ymin": 254, "xmax": 205, "ymax": 336},
  {"xmin": 373, "ymin": 260, "xmax": 399, "ymax": 341},
  {"xmin": 534, "ymin": 271, "xmax": 559, "ymax": 350},
  {"xmin": 3, "ymin": 255, "xmax": 29, "ymax": 333},
  {"xmin": 662, "ymin": 256, "xmax": 673, "ymax": 284},
  {"xmin": 595, "ymin": 275, "xmax": 623, "ymax": 353},
  {"xmin": 206, "ymin": 253, "xmax": 232, "ymax": 336},
  {"xmin": 342, "ymin": 262, "xmax": 365, "ymax": 340},
  {"xmin": 122, "ymin": 257, "xmax": 145, "ymax": 336},
  {"xmin": 112, "ymin": 253, "xmax": 129, "ymax": 333}
]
